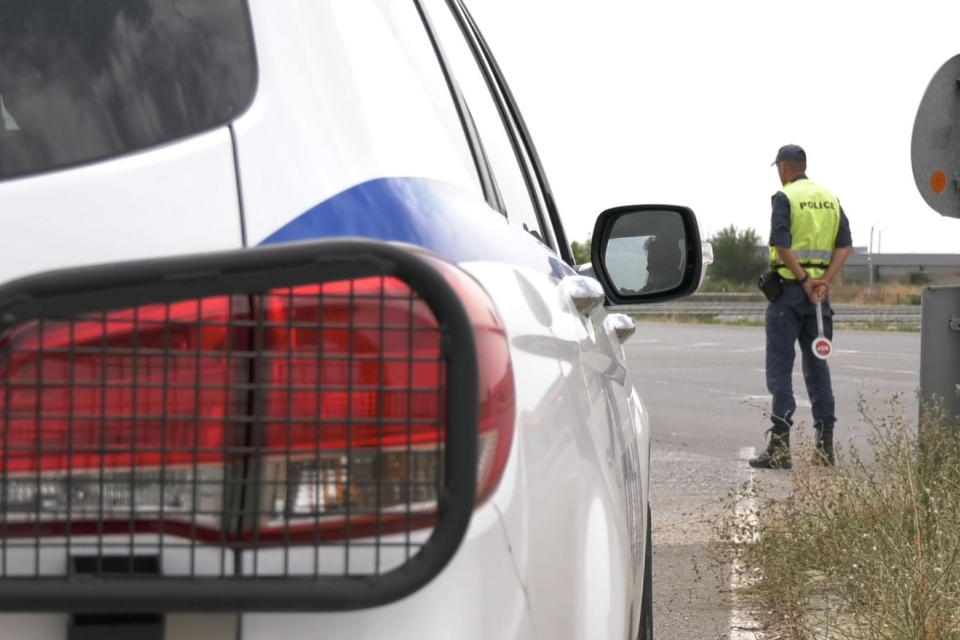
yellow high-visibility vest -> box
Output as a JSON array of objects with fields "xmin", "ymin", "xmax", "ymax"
[{"xmin": 769, "ymin": 179, "xmax": 840, "ymax": 280}]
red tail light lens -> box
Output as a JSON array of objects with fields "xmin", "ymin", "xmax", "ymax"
[
  {"xmin": 0, "ymin": 263, "xmax": 514, "ymax": 542},
  {"xmin": 0, "ymin": 296, "xmax": 248, "ymax": 475},
  {"xmin": 428, "ymin": 257, "xmax": 515, "ymax": 503},
  {"xmin": 260, "ymin": 277, "xmax": 445, "ymax": 453}
]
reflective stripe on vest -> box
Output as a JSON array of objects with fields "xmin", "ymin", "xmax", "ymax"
[
  {"xmin": 792, "ymin": 249, "xmax": 834, "ymax": 262},
  {"xmin": 769, "ymin": 179, "xmax": 841, "ymax": 280}
]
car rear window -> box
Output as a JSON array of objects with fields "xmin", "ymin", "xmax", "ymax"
[{"xmin": 0, "ymin": 0, "xmax": 256, "ymax": 182}]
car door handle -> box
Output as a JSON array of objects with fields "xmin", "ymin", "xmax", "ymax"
[
  {"xmin": 604, "ymin": 313, "xmax": 636, "ymax": 344},
  {"xmin": 560, "ymin": 275, "xmax": 606, "ymax": 318}
]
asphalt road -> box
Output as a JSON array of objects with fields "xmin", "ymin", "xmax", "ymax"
[{"xmin": 623, "ymin": 322, "xmax": 921, "ymax": 640}]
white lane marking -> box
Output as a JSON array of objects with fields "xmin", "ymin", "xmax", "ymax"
[
  {"xmin": 836, "ymin": 349, "xmax": 919, "ymax": 360},
  {"xmin": 726, "ymin": 346, "xmax": 766, "ymax": 354},
  {"xmin": 754, "ymin": 368, "xmax": 884, "ymax": 385},
  {"xmin": 813, "ymin": 372, "xmax": 870, "ymax": 384},
  {"xmin": 631, "ymin": 342, "xmax": 757, "ymax": 353},
  {"xmin": 841, "ymin": 364, "xmax": 918, "ymax": 376},
  {"xmin": 633, "ymin": 377, "xmax": 744, "ymax": 400},
  {"xmin": 637, "ymin": 378, "xmax": 821, "ymax": 409},
  {"xmin": 639, "ymin": 379, "xmax": 811, "ymax": 409},
  {"xmin": 731, "ymin": 447, "xmax": 761, "ymax": 639},
  {"xmin": 744, "ymin": 394, "xmax": 811, "ymax": 408}
]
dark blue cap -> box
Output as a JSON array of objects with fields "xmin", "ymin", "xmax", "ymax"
[{"xmin": 772, "ymin": 144, "xmax": 806, "ymax": 166}]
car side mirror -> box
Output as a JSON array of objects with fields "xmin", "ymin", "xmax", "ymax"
[{"xmin": 590, "ymin": 205, "xmax": 703, "ymax": 305}]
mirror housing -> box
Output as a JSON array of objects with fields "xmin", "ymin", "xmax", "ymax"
[
  {"xmin": 590, "ymin": 204, "xmax": 703, "ymax": 305},
  {"xmin": 700, "ymin": 241, "xmax": 714, "ymax": 288}
]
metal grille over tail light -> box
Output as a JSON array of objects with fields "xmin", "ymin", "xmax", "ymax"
[{"xmin": 0, "ymin": 240, "xmax": 514, "ymax": 612}]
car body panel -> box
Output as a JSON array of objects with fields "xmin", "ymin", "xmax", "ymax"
[
  {"xmin": 0, "ymin": 129, "xmax": 243, "ymax": 285},
  {"xmin": 241, "ymin": 504, "xmax": 537, "ymax": 640},
  {"xmin": 233, "ymin": 0, "xmax": 483, "ymax": 248},
  {"xmin": 0, "ymin": 1, "xmax": 657, "ymax": 638}
]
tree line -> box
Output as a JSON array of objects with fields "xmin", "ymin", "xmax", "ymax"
[{"xmin": 570, "ymin": 225, "xmax": 767, "ymax": 287}]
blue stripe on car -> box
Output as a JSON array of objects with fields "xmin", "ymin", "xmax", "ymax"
[{"xmin": 258, "ymin": 177, "xmax": 573, "ymax": 280}]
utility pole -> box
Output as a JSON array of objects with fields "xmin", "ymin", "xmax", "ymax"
[{"xmin": 868, "ymin": 220, "xmax": 881, "ymax": 297}]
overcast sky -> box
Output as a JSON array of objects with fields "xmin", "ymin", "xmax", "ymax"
[{"xmin": 470, "ymin": 1, "xmax": 960, "ymax": 254}]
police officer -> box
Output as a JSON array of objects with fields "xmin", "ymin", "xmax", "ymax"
[{"xmin": 749, "ymin": 145, "xmax": 853, "ymax": 469}]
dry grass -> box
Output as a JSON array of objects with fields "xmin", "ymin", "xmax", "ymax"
[
  {"xmin": 719, "ymin": 397, "xmax": 960, "ymax": 639},
  {"xmin": 829, "ymin": 283, "xmax": 924, "ymax": 306}
]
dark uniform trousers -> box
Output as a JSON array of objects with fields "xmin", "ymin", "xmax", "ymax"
[{"xmin": 765, "ymin": 282, "xmax": 836, "ymax": 430}]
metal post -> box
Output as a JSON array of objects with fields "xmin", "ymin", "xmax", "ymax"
[
  {"xmin": 868, "ymin": 220, "xmax": 880, "ymax": 298},
  {"xmin": 911, "ymin": 55, "xmax": 960, "ymax": 434},
  {"xmin": 920, "ymin": 286, "xmax": 960, "ymax": 431}
]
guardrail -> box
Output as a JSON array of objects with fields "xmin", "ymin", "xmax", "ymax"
[{"xmin": 617, "ymin": 296, "xmax": 922, "ymax": 324}]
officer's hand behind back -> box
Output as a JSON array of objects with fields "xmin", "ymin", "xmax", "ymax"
[{"xmin": 803, "ymin": 279, "xmax": 826, "ymax": 305}]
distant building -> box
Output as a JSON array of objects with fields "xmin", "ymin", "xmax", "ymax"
[
  {"xmin": 840, "ymin": 252, "xmax": 960, "ymax": 285},
  {"xmin": 752, "ymin": 246, "xmax": 959, "ymax": 285}
]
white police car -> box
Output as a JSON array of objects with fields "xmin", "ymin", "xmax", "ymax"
[{"xmin": 0, "ymin": 1, "xmax": 705, "ymax": 639}]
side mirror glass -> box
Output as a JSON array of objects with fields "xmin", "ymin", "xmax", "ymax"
[{"xmin": 590, "ymin": 205, "xmax": 703, "ymax": 305}]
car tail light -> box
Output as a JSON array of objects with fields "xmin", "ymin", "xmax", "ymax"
[
  {"xmin": 0, "ymin": 241, "xmax": 510, "ymax": 611},
  {"xmin": 1, "ymin": 298, "xmax": 246, "ymax": 529},
  {"xmin": 0, "ymin": 274, "xmax": 513, "ymax": 541},
  {"xmin": 255, "ymin": 269, "xmax": 514, "ymax": 542}
]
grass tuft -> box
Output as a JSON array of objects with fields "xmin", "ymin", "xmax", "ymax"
[{"xmin": 719, "ymin": 397, "xmax": 960, "ymax": 639}]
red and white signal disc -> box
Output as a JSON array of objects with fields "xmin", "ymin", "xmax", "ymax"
[{"xmin": 813, "ymin": 337, "xmax": 833, "ymax": 360}]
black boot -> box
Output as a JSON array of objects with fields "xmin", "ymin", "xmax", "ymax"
[
  {"xmin": 814, "ymin": 423, "xmax": 836, "ymax": 466},
  {"xmin": 749, "ymin": 425, "xmax": 792, "ymax": 469}
]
